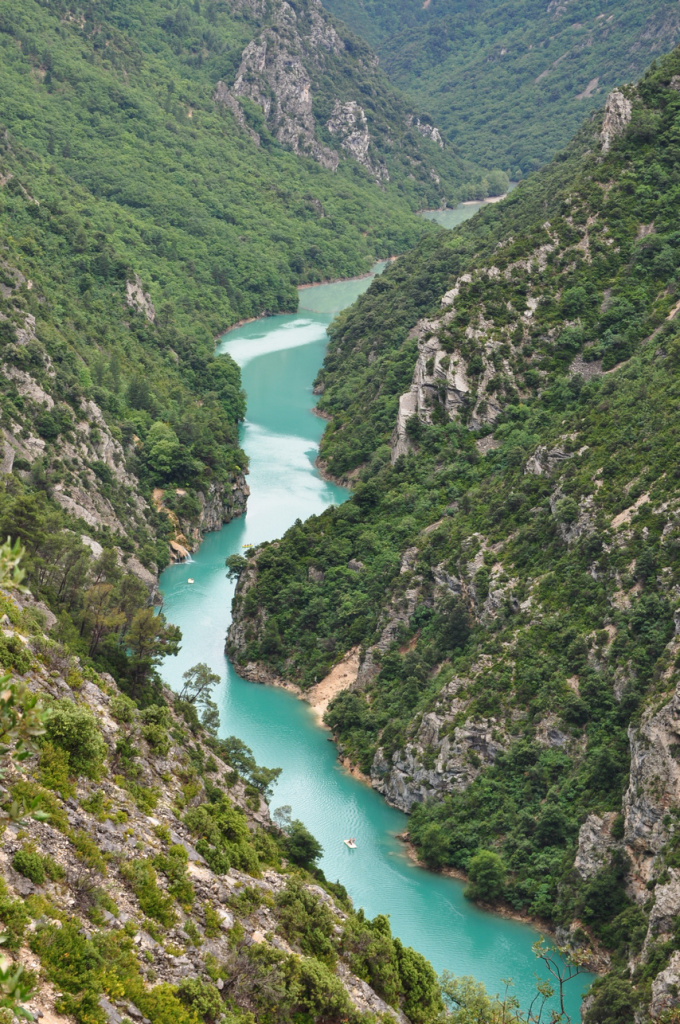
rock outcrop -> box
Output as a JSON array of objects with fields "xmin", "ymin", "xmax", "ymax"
[
  {"xmin": 328, "ymin": 101, "xmax": 388, "ymax": 181},
  {"xmin": 230, "ymin": 0, "xmax": 341, "ymax": 169},
  {"xmin": 623, "ymin": 683, "xmax": 680, "ymax": 893},
  {"xmin": 372, "ymin": 708, "xmax": 506, "ymax": 812},
  {"xmin": 600, "ymin": 88, "xmax": 633, "ymax": 153},
  {"xmin": 125, "ymin": 274, "xmax": 156, "ymax": 322}
]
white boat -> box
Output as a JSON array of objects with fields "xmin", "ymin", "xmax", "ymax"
[
  {"xmin": 187, "ymin": 578, "xmax": 195, "ymax": 584},
  {"xmin": 344, "ymin": 839, "xmax": 357, "ymax": 849}
]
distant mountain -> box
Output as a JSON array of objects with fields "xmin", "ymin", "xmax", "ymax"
[{"xmin": 321, "ymin": 0, "xmax": 680, "ymax": 175}]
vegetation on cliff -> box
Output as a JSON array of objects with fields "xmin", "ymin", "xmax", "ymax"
[
  {"xmin": 227, "ymin": 48, "xmax": 680, "ymax": 1019},
  {"xmin": 321, "ymin": 0, "xmax": 680, "ymax": 176},
  {"xmin": 0, "ymin": 548, "xmax": 451, "ymax": 1024}
]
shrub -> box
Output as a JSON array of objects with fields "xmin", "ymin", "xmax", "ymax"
[
  {"xmin": 38, "ymin": 741, "xmax": 75, "ymax": 798},
  {"xmin": 110, "ymin": 694, "xmax": 137, "ymax": 723},
  {"xmin": 275, "ymin": 880, "xmax": 337, "ymax": 965},
  {"xmin": 153, "ymin": 845, "xmax": 194, "ymax": 908},
  {"xmin": 0, "ymin": 877, "xmax": 28, "ymax": 949},
  {"xmin": 13, "ymin": 846, "xmax": 46, "ymax": 885},
  {"xmin": 465, "ymin": 850, "xmax": 506, "ymax": 903},
  {"xmin": 44, "ymin": 700, "xmax": 107, "ymax": 779},
  {"xmin": 120, "ymin": 859, "xmax": 176, "ymax": 927},
  {"xmin": 176, "ymin": 978, "xmax": 223, "ymax": 1021},
  {"xmin": 0, "ymin": 634, "xmax": 31, "ymax": 674}
]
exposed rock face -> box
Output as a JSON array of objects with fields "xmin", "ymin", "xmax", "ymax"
[
  {"xmin": 231, "ymin": 0, "xmax": 341, "ymax": 169},
  {"xmin": 524, "ymin": 444, "xmax": 572, "ymax": 476},
  {"xmin": 623, "ymin": 683, "xmax": 680, "ymax": 892},
  {"xmin": 390, "ymin": 294, "xmax": 505, "ymax": 462},
  {"xmin": 125, "ymin": 274, "xmax": 156, "ymax": 322},
  {"xmin": 328, "ymin": 101, "xmax": 388, "ymax": 181},
  {"xmin": 600, "ymin": 88, "xmax": 633, "ymax": 153},
  {"xmin": 372, "ymin": 709, "xmax": 505, "ymax": 812},
  {"xmin": 650, "ymin": 951, "xmax": 680, "ymax": 1019},
  {"xmin": 574, "ymin": 813, "xmax": 620, "ymax": 880},
  {"xmin": 407, "ymin": 116, "xmax": 444, "ymax": 149},
  {"xmin": 212, "ymin": 81, "xmax": 261, "ymax": 144}
]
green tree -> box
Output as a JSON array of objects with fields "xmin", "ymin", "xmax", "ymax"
[
  {"xmin": 465, "ymin": 850, "xmax": 506, "ymax": 903},
  {"xmin": 285, "ymin": 820, "xmax": 323, "ymax": 869},
  {"xmin": 179, "ymin": 662, "xmax": 221, "ymax": 734},
  {"xmin": 126, "ymin": 608, "xmax": 181, "ymax": 697}
]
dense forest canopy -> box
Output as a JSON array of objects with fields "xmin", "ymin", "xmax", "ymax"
[{"xmin": 321, "ymin": 0, "xmax": 680, "ymax": 175}]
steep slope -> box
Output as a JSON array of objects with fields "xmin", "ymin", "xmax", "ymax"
[
  {"xmin": 228, "ymin": 49, "xmax": 680, "ymax": 1020},
  {"xmin": 0, "ymin": 580, "xmax": 443, "ymax": 1024},
  {"xmin": 0, "ymin": 0, "xmax": 497, "ymax": 307},
  {"xmin": 0, "ymin": 0, "xmax": 505, "ymax": 651},
  {"xmin": 321, "ymin": 0, "xmax": 680, "ymax": 176}
]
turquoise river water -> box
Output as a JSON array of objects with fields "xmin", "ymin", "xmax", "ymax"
[{"xmin": 158, "ymin": 234, "xmax": 591, "ymax": 1019}]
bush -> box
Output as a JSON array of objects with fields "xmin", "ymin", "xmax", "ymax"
[
  {"xmin": 0, "ymin": 634, "xmax": 31, "ymax": 674},
  {"xmin": 13, "ymin": 846, "xmax": 46, "ymax": 885},
  {"xmin": 0, "ymin": 877, "xmax": 28, "ymax": 949},
  {"xmin": 176, "ymin": 978, "xmax": 223, "ymax": 1022},
  {"xmin": 38, "ymin": 741, "xmax": 75, "ymax": 798},
  {"xmin": 465, "ymin": 850, "xmax": 506, "ymax": 903},
  {"xmin": 120, "ymin": 859, "xmax": 176, "ymax": 927},
  {"xmin": 44, "ymin": 700, "xmax": 107, "ymax": 779},
  {"xmin": 275, "ymin": 880, "xmax": 337, "ymax": 965},
  {"xmin": 110, "ymin": 694, "xmax": 137, "ymax": 723},
  {"xmin": 285, "ymin": 820, "xmax": 323, "ymax": 869}
]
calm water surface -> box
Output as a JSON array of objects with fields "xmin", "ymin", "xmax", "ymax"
[{"xmin": 159, "ymin": 246, "xmax": 591, "ymax": 1017}]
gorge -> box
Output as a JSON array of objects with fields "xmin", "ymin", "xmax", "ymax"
[{"xmin": 158, "ymin": 261, "xmax": 591, "ymax": 1020}]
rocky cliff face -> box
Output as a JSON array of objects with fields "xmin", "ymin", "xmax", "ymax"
[{"xmin": 212, "ymin": 0, "xmax": 461, "ymax": 196}]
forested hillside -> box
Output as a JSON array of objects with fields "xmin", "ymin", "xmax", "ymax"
[
  {"xmin": 0, "ymin": 545, "xmax": 449, "ymax": 1024},
  {"xmin": 228, "ymin": 51, "xmax": 680, "ymax": 1021},
  {"xmin": 0, "ymin": 0, "xmax": 509, "ymax": 652},
  {"xmin": 321, "ymin": 0, "xmax": 680, "ymax": 176}
]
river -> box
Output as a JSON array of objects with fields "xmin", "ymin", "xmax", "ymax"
[{"xmin": 158, "ymin": 217, "xmax": 591, "ymax": 1019}]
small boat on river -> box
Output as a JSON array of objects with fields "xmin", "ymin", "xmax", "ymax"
[
  {"xmin": 344, "ymin": 838, "xmax": 357, "ymax": 849},
  {"xmin": 187, "ymin": 578, "xmax": 195, "ymax": 584}
]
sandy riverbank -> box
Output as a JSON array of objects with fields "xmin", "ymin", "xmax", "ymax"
[{"xmin": 305, "ymin": 649, "xmax": 360, "ymax": 723}]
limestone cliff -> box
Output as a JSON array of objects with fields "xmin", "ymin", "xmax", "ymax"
[{"xmin": 212, "ymin": 0, "xmax": 468, "ymax": 198}]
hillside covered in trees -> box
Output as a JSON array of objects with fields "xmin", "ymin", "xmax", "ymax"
[
  {"xmin": 228, "ymin": 49, "xmax": 680, "ymax": 1022},
  {"xmin": 0, "ymin": 0, "xmax": 506, "ymax": 640},
  {"xmin": 321, "ymin": 0, "xmax": 680, "ymax": 176}
]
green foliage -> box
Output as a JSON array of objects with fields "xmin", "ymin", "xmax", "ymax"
[
  {"xmin": 394, "ymin": 938, "xmax": 444, "ymax": 1024},
  {"xmin": 175, "ymin": 979, "xmax": 223, "ymax": 1023},
  {"xmin": 43, "ymin": 699, "xmax": 107, "ymax": 779},
  {"xmin": 341, "ymin": 913, "xmax": 402, "ymax": 1007},
  {"xmin": 284, "ymin": 820, "xmax": 324, "ymax": 870},
  {"xmin": 0, "ymin": 878, "xmax": 29, "ymax": 951},
  {"xmin": 275, "ymin": 879, "xmax": 337, "ymax": 965},
  {"xmin": 209, "ymin": 735, "xmax": 281, "ymax": 797},
  {"xmin": 38, "ymin": 741, "xmax": 75, "ymax": 798},
  {"xmin": 153, "ymin": 845, "xmax": 194, "ymax": 910},
  {"xmin": 178, "ymin": 663, "xmax": 220, "ymax": 736},
  {"xmin": 12, "ymin": 844, "xmax": 57, "ymax": 885},
  {"xmin": 120, "ymin": 859, "xmax": 176, "ymax": 928},
  {"xmin": 465, "ymin": 850, "xmax": 507, "ymax": 903},
  {"xmin": 322, "ymin": 0, "xmax": 677, "ymax": 177},
  {"xmin": 0, "ymin": 635, "xmax": 31, "ymax": 675},
  {"xmin": 184, "ymin": 796, "xmax": 260, "ymax": 876}
]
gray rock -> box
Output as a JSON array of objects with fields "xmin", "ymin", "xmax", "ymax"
[
  {"xmin": 600, "ymin": 88, "xmax": 632, "ymax": 154},
  {"xmin": 98, "ymin": 997, "xmax": 125, "ymax": 1024}
]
